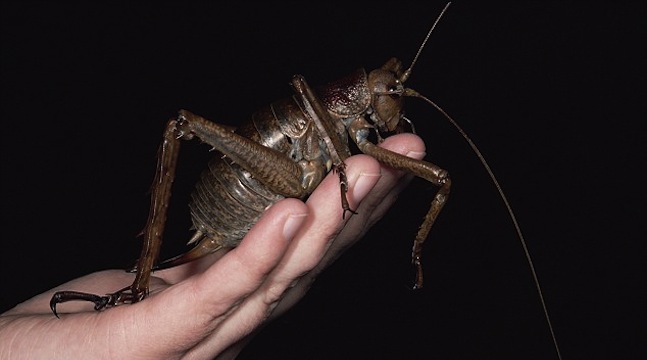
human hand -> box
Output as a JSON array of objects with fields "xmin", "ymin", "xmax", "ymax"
[{"xmin": 0, "ymin": 133, "xmax": 426, "ymax": 360}]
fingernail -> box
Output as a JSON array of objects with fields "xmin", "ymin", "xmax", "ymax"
[
  {"xmin": 406, "ymin": 150, "xmax": 426, "ymax": 160},
  {"xmin": 352, "ymin": 172, "xmax": 382, "ymax": 204},
  {"xmin": 283, "ymin": 213, "xmax": 308, "ymax": 240}
]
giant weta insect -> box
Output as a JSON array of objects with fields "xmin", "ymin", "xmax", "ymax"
[{"xmin": 49, "ymin": 3, "xmax": 561, "ymax": 359}]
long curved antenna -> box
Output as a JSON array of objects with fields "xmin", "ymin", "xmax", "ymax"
[
  {"xmin": 405, "ymin": 88, "xmax": 563, "ymax": 360},
  {"xmin": 400, "ymin": 2, "xmax": 452, "ymax": 83}
]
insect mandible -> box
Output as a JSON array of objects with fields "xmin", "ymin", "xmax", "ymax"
[{"xmin": 48, "ymin": 3, "xmax": 562, "ymax": 359}]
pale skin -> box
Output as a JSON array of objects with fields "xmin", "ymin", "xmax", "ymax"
[{"xmin": 0, "ymin": 134, "xmax": 426, "ymax": 360}]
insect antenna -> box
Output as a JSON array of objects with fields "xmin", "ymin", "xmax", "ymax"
[
  {"xmin": 398, "ymin": 3, "xmax": 563, "ymax": 359},
  {"xmin": 405, "ymin": 89, "xmax": 563, "ymax": 360},
  {"xmin": 400, "ymin": 2, "xmax": 452, "ymax": 83}
]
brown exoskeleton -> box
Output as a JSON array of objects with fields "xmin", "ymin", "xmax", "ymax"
[
  {"xmin": 49, "ymin": 56, "xmax": 449, "ymax": 309},
  {"xmin": 49, "ymin": 3, "xmax": 562, "ymax": 358}
]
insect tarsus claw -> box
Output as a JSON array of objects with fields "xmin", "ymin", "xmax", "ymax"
[
  {"xmin": 50, "ymin": 294, "xmax": 62, "ymax": 318},
  {"xmin": 342, "ymin": 208, "xmax": 358, "ymax": 220},
  {"xmin": 49, "ymin": 290, "xmax": 114, "ymax": 318}
]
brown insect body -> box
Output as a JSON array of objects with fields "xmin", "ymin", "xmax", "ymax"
[
  {"xmin": 163, "ymin": 59, "xmax": 419, "ymax": 268},
  {"xmin": 179, "ymin": 69, "xmax": 367, "ymax": 261},
  {"xmin": 49, "ymin": 50, "xmax": 451, "ymax": 313},
  {"xmin": 47, "ymin": 0, "xmax": 459, "ymax": 315}
]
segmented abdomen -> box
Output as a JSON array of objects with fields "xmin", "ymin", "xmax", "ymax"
[{"xmin": 188, "ymin": 95, "xmax": 319, "ymax": 248}]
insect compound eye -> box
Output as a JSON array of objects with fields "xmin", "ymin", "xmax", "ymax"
[
  {"xmin": 369, "ymin": 68, "xmax": 403, "ymax": 100},
  {"xmin": 387, "ymin": 83, "xmax": 403, "ymax": 99}
]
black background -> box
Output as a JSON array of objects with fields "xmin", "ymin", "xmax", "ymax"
[{"xmin": 1, "ymin": 2, "xmax": 645, "ymax": 359}]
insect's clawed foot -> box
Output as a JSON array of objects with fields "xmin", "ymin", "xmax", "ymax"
[
  {"xmin": 49, "ymin": 286, "xmax": 147, "ymax": 318},
  {"xmin": 342, "ymin": 207, "xmax": 358, "ymax": 220}
]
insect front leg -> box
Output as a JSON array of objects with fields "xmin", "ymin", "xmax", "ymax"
[{"xmin": 348, "ymin": 117, "xmax": 451, "ymax": 289}]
